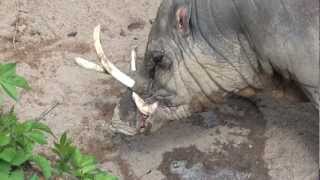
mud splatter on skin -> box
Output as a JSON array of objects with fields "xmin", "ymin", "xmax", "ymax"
[{"xmin": 159, "ymin": 97, "xmax": 270, "ymax": 180}]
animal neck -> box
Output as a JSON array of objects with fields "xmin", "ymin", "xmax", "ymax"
[{"xmin": 186, "ymin": 0, "xmax": 265, "ymax": 94}]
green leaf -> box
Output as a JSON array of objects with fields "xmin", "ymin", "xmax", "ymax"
[
  {"xmin": 76, "ymin": 164, "xmax": 96, "ymax": 176},
  {"xmin": 0, "ymin": 63, "xmax": 16, "ymax": 77},
  {"xmin": 0, "ymin": 95, "xmax": 3, "ymax": 106},
  {"xmin": 11, "ymin": 150, "xmax": 32, "ymax": 166},
  {"xmin": 53, "ymin": 132, "xmax": 76, "ymax": 161},
  {"xmin": 0, "ymin": 82, "xmax": 18, "ymax": 101},
  {"xmin": 95, "ymin": 173, "xmax": 118, "ymax": 180},
  {"xmin": 29, "ymin": 121, "xmax": 54, "ymax": 136},
  {"xmin": 9, "ymin": 169, "xmax": 24, "ymax": 180},
  {"xmin": 26, "ymin": 130, "xmax": 47, "ymax": 145},
  {"xmin": 31, "ymin": 155, "xmax": 52, "ymax": 179},
  {"xmin": 0, "ymin": 161, "xmax": 11, "ymax": 174},
  {"xmin": 52, "ymin": 142, "xmax": 75, "ymax": 161},
  {"xmin": 51, "ymin": 146, "xmax": 61, "ymax": 158},
  {"xmin": 79, "ymin": 155, "xmax": 96, "ymax": 167},
  {"xmin": 56, "ymin": 161, "xmax": 71, "ymax": 174},
  {"xmin": 30, "ymin": 174, "xmax": 39, "ymax": 180},
  {"xmin": 24, "ymin": 143, "xmax": 35, "ymax": 154},
  {"xmin": 3, "ymin": 75, "xmax": 30, "ymax": 90},
  {"xmin": 15, "ymin": 122, "xmax": 32, "ymax": 135},
  {"xmin": 0, "ymin": 133, "xmax": 10, "ymax": 146},
  {"xmin": 0, "ymin": 63, "xmax": 30, "ymax": 101},
  {"xmin": 0, "ymin": 171, "xmax": 10, "ymax": 180},
  {"xmin": 72, "ymin": 148, "xmax": 82, "ymax": 167},
  {"xmin": 60, "ymin": 132, "xmax": 67, "ymax": 145},
  {"xmin": 1, "ymin": 111, "xmax": 17, "ymax": 124},
  {"xmin": 0, "ymin": 147, "xmax": 16, "ymax": 162}
]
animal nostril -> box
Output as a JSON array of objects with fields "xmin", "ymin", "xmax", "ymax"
[{"xmin": 152, "ymin": 50, "xmax": 164, "ymax": 63}]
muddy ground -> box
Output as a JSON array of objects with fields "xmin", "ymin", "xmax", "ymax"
[{"xmin": 0, "ymin": 0, "xmax": 318, "ymax": 180}]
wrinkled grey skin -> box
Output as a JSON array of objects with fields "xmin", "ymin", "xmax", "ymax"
[
  {"xmin": 113, "ymin": 0, "xmax": 319, "ymax": 134},
  {"xmin": 170, "ymin": 160, "xmax": 250, "ymax": 180}
]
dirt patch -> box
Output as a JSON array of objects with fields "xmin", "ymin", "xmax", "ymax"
[
  {"xmin": 94, "ymin": 102, "xmax": 117, "ymax": 119},
  {"xmin": 128, "ymin": 19, "xmax": 146, "ymax": 31},
  {"xmin": 0, "ymin": 0, "xmax": 318, "ymax": 179},
  {"xmin": 116, "ymin": 157, "xmax": 139, "ymax": 180}
]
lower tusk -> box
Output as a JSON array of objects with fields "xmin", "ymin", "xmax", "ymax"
[
  {"xmin": 132, "ymin": 92, "xmax": 158, "ymax": 115},
  {"xmin": 75, "ymin": 57, "xmax": 105, "ymax": 72},
  {"xmin": 131, "ymin": 48, "xmax": 137, "ymax": 72},
  {"xmin": 93, "ymin": 25, "xmax": 135, "ymax": 88}
]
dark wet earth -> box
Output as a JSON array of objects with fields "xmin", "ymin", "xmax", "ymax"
[
  {"xmin": 111, "ymin": 96, "xmax": 275, "ymax": 180},
  {"xmin": 158, "ymin": 97, "xmax": 270, "ymax": 180}
]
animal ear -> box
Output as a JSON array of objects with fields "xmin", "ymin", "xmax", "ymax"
[{"xmin": 176, "ymin": 6, "xmax": 190, "ymax": 34}]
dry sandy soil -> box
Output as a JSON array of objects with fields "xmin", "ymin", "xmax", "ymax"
[{"xmin": 0, "ymin": 0, "xmax": 318, "ymax": 180}]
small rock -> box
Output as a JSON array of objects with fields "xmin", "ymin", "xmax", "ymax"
[
  {"xmin": 29, "ymin": 30, "xmax": 41, "ymax": 36},
  {"xmin": 128, "ymin": 20, "xmax": 145, "ymax": 31},
  {"xmin": 67, "ymin": 31, "xmax": 77, "ymax": 37},
  {"xmin": 119, "ymin": 29, "xmax": 126, "ymax": 36},
  {"xmin": 17, "ymin": 24, "xmax": 26, "ymax": 32}
]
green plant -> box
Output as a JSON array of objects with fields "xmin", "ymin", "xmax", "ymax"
[
  {"xmin": 0, "ymin": 63, "xmax": 52, "ymax": 179},
  {"xmin": 0, "ymin": 62, "xmax": 118, "ymax": 180},
  {"xmin": 0, "ymin": 63, "xmax": 30, "ymax": 103},
  {"xmin": 53, "ymin": 133, "xmax": 118, "ymax": 180},
  {"xmin": 0, "ymin": 111, "xmax": 53, "ymax": 179}
]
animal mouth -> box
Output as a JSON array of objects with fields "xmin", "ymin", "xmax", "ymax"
[
  {"xmin": 108, "ymin": 103, "xmax": 155, "ymax": 136},
  {"xmin": 74, "ymin": 25, "xmax": 159, "ymax": 135}
]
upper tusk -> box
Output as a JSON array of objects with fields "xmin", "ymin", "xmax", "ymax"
[
  {"xmin": 77, "ymin": 26, "xmax": 155, "ymax": 118},
  {"xmin": 93, "ymin": 25, "xmax": 135, "ymax": 88},
  {"xmin": 132, "ymin": 92, "xmax": 158, "ymax": 115},
  {"xmin": 131, "ymin": 48, "xmax": 137, "ymax": 72},
  {"xmin": 75, "ymin": 57, "xmax": 105, "ymax": 72}
]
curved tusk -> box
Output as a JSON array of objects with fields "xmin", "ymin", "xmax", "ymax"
[
  {"xmin": 75, "ymin": 57, "xmax": 105, "ymax": 72},
  {"xmin": 132, "ymin": 92, "xmax": 158, "ymax": 115},
  {"xmin": 94, "ymin": 25, "xmax": 135, "ymax": 88}
]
